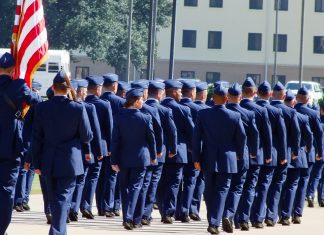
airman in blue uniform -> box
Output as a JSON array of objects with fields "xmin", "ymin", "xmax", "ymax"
[
  {"xmin": 237, "ymin": 78, "xmax": 272, "ymax": 231},
  {"xmin": 279, "ymin": 90, "xmax": 312, "ymax": 225},
  {"xmin": 293, "ymin": 86, "xmax": 323, "ymax": 223},
  {"xmin": 317, "ymin": 102, "xmax": 324, "ymax": 207},
  {"xmin": 32, "ymin": 71, "xmax": 93, "ymax": 235},
  {"xmin": 176, "ymin": 80, "xmax": 203, "ymax": 222},
  {"xmin": 110, "ymin": 88, "xmax": 157, "ymax": 230},
  {"xmin": 222, "ymin": 83, "xmax": 259, "ymax": 233},
  {"xmin": 265, "ymin": 82, "xmax": 300, "ymax": 226},
  {"xmin": 160, "ymin": 80, "xmax": 194, "ymax": 224},
  {"xmin": 193, "ymin": 84, "xmax": 246, "ymax": 234},
  {"xmin": 116, "ymin": 81, "xmax": 130, "ymax": 98},
  {"xmin": 142, "ymin": 81, "xmax": 177, "ymax": 225},
  {"xmin": 251, "ymin": 81, "xmax": 287, "ymax": 228},
  {"xmin": 0, "ymin": 52, "xmax": 41, "ymax": 235}
]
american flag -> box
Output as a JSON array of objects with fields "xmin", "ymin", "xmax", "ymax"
[{"xmin": 11, "ymin": 0, "xmax": 48, "ymax": 87}]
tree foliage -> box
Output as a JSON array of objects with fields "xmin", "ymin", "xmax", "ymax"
[{"xmin": 0, "ymin": 0, "xmax": 172, "ymax": 78}]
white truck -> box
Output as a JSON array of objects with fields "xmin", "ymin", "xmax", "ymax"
[{"xmin": 0, "ymin": 48, "xmax": 70, "ymax": 97}]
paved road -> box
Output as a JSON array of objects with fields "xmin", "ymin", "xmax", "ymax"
[{"xmin": 7, "ymin": 194, "xmax": 324, "ymax": 235}]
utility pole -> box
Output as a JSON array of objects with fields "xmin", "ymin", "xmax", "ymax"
[
  {"xmin": 273, "ymin": 0, "xmax": 279, "ymax": 85},
  {"xmin": 299, "ymin": 0, "xmax": 305, "ymax": 87},
  {"xmin": 146, "ymin": 0, "xmax": 154, "ymax": 80},
  {"xmin": 150, "ymin": 0, "xmax": 158, "ymax": 80},
  {"xmin": 168, "ymin": 0, "xmax": 177, "ymax": 80},
  {"xmin": 126, "ymin": 0, "xmax": 133, "ymax": 83}
]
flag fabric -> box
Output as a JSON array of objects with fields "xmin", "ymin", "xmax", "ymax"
[{"xmin": 11, "ymin": 0, "xmax": 48, "ymax": 87}]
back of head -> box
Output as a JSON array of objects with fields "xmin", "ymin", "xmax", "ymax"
[
  {"xmin": 257, "ymin": 81, "xmax": 271, "ymax": 99},
  {"xmin": 213, "ymin": 84, "xmax": 227, "ymax": 105},
  {"xmin": 242, "ymin": 77, "xmax": 256, "ymax": 98}
]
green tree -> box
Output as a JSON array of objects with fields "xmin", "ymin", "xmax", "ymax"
[{"xmin": 0, "ymin": 1, "xmax": 16, "ymax": 48}]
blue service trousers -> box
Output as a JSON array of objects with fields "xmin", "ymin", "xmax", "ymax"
[
  {"xmin": 266, "ymin": 164, "xmax": 288, "ymax": 222},
  {"xmin": 23, "ymin": 168, "xmax": 35, "ymax": 204},
  {"xmin": 317, "ymin": 169, "xmax": 324, "ymax": 202},
  {"xmin": 40, "ymin": 175, "xmax": 51, "ymax": 215},
  {"xmin": 0, "ymin": 158, "xmax": 20, "ymax": 235},
  {"xmin": 14, "ymin": 166, "xmax": 27, "ymax": 205},
  {"xmin": 204, "ymin": 171, "xmax": 232, "ymax": 227},
  {"xmin": 70, "ymin": 172, "xmax": 86, "ymax": 213},
  {"xmin": 223, "ymin": 169, "xmax": 247, "ymax": 221},
  {"xmin": 306, "ymin": 161, "xmax": 324, "ymax": 199},
  {"xmin": 190, "ymin": 171, "xmax": 205, "ymax": 215},
  {"xmin": 46, "ymin": 176, "xmax": 76, "ymax": 235},
  {"xmin": 103, "ymin": 160, "xmax": 118, "ymax": 212},
  {"xmin": 120, "ymin": 167, "xmax": 146, "ymax": 223},
  {"xmin": 280, "ymin": 168, "xmax": 300, "ymax": 219},
  {"xmin": 114, "ymin": 174, "xmax": 121, "ymax": 211}
]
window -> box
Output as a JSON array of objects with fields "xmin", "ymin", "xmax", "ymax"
[
  {"xmin": 75, "ymin": 66, "xmax": 89, "ymax": 79},
  {"xmin": 248, "ymin": 33, "xmax": 262, "ymax": 51},
  {"xmin": 271, "ymin": 75, "xmax": 286, "ymax": 87},
  {"xmin": 249, "ymin": 0, "xmax": 263, "ymax": 9},
  {"xmin": 210, "ymin": 0, "xmax": 223, "ymax": 8},
  {"xmin": 48, "ymin": 62, "xmax": 60, "ymax": 73},
  {"xmin": 315, "ymin": 0, "xmax": 324, "ymax": 12},
  {"xmin": 206, "ymin": 72, "xmax": 220, "ymax": 84},
  {"xmin": 182, "ymin": 30, "xmax": 197, "ymax": 48},
  {"xmin": 274, "ymin": 0, "xmax": 288, "ymax": 11},
  {"xmin": 37, "ymin": 63, "xmax": 46, "ymax": 72},
  {"xmin": 314, "ymin": 36, "xmax": 324, "ymax": 53},
  {"xmin": 208, "ymin": 31, "xmax": 222, "ymax": 49},
  {"xmin": 184, "ymin": 0, "xmax": 197, "ymax": 7},
  {"xmin": 273, "ymin": 34, "xmax": 287, "ymax": 52},
  {"xmin": 312, "ymin": 77, "xmax": 324, "ymax": 86},
  {"xmin": 246, "ymin": 74, "xmax": 261, "ymax": 85},
  {"xmin": 181, "ymin": 71, "xmax": 196, "ymax": 78}
]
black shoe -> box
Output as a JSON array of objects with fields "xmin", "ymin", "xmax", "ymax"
[
  {"xmin": 161, "ymin": 216, "xmax": 173, "ymax": 224},
  {"xmin": 281, "ymin": 218, "xmax": 290, "ymax": 226},
  {"xmin": 69, "ymin": 211, "xmax": 78, "ymax": 222},
  {"xmin": 254, "ymin": 222, "xmax": 264, "ymax": 229},
  {"xmin": 113, "ymin": 210, "xmax": 120, "ymax": 216},
  {"xmin": 207, "ymin": 225, "xmax": 219, "ymax": 234},
  {"xmin": 123, "ymin": 221, "xmax": 133, "ymax": 230},
  {"xmin": 264, "ymin": 218, "xmax": 274, "ymax": 227},
  {"xmin": 222, "ymin": 217, "xmax": 233, "ymax": 233},
  {"xmin": 133, "ymin": 223, "xmax": 143, "ymax": 228},
  {"xmin": 81, "ymin": 209, "xmax": 94, "ymax": 219},
  {"xmin": 240, "ymin": 222, "xmax": 249, "ymax": 231},
  {"xmin": 66, "ymin": 216, "xmax": 71, "ymax": 224},
  {"xmin": 153, "ymin": 203, "xmax": 159, "ymax": 210},
  {"xmin": 105, "ymin": 211, "xmax": 115, "ymax": 218},
  {"xmin": 307, "ymin": 196, "xmax": 314, "ymax": 208},
  {"xmin": 46, "ymin": 214, "xmax": 52, "ymax": 225},
  {"xmin": 292, "ymin": 216, "xmax": 301, "ymax": 224},
  {"xmin": 320, "ymin": 200, "xmax": 324, "ymax": 207},
  {"xmin": 14, "ymin": 204, "xmax": 24, "ymax": 212},
  {"xmin": 181, "ymin": 215, "xmax": 190, "ymax": 223},
  {"xmin": 98, "ymin": 211, "xmax": 105, "ymax": 216},
  {"xmin": 22, "ymin": 203, "xmax": 30, "ymax": 211},
  {"xmin": 234, "ymin": 223, "xmax": 241, "ymax": 229},
  {"xmin": 189, "ymin": 213, "xmax": 201, "ymax": 221},
  {"xmin": 141, "ymin": 218, "xmax": 151, "ymax": 226}
]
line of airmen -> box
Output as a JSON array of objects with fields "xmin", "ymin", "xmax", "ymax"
[{"xmin": 1, "ymin": 51, "xmax": 324, "ymax": 235}]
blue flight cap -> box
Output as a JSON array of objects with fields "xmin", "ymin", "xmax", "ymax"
[
  {"xmin": 53, "ymin": 71, "xmax": 66, "ymax": 85},
  {"xmin": 181, "ymin": 80, "xmax": 196, "ymax": 90},
  {"xmin": 214, "ymin": 84, "xmax": 227, "ymax": 96},
  {"xmin": 214, "ymin": 81, "xmax": 222, "ymax": 87},
  {"xmin": 131, "ymin": 80, "xmax": 149, "ymax": 89},
  {"xmin": 228, "ymin": 82, "xmax": 241, "ymax": 96},
  {"xmin": 46, "ymin": 87, "xmax": 54, "ymax": 99},
  {"xmin": 164, "ymin": 80, "xmax": 183, "ymax": 89},
  {"xmin": 32, "ymin": 81, "xmax": 42, "ymax": 91},
  {"xmin": 242, "ymin": 77, "xmax": 256, "ymax": 88},
  {"xmin": 273, "ymin": 81, "xmax": 285, "ymax": 91},
  {"xmin": 153, "ymin": 78, "xmax": 165, "ymax": 83},
  {"xmin": 297, "ymin": 86, "xmax": 309, "ymax": 96},
  {"xmin": 285, "ymin": 89, "xmax": 295, "ymax": 102},
  {"xmin": 258, "ymin": 81, "xmax": 271, "ymax": 93},
  {"xmin": 78, "ymin": 79, "xmax": 88, "ymax": 88},
  {"xmin": 0, "ymin": 52, "xmax": 15, "ymax": 68},
  {"xmin": 149, "ymin": 81, "xmax": 165, "ymax": 90},
  {"xmin": 70, "ymin": 80, "xmax": 78, "ymax": 90},
  {"xmin": 118, "ymin": 81, "xmax": 131, "ymax": 91},
  {"xmin": 126, "ymin": 88, "xmax": 144, "ymax": 100},
  {"xmin": 196, "ymin": 82, "xmax": 208, "ymax": 92},
  {"xmin": 103, "ymin": 73, "xmax": 118, "ymax": 84},
  {"xmin": 85, "ymin": 75, "xmax": 103, "ymax": 86}
]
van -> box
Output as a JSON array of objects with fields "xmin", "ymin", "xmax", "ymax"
[{"xmin": 285, "ymin": 81, "xmax": 323, "ymax": 105}]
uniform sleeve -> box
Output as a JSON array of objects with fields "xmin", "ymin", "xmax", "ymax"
[
  {"xmin": 192, "ymin": 112, "xmax": 203, "ymax": 163},
  {"xmin": 21, "ymin": 81, "xmax": 42, "ymax": 105},
  {"xmin": 291, "ymin": 110, "xmax": 301, "ymax": 156},
  {"xmin": 183, "ymin": 107, "xmax": 195, "ymax": 151},
  {"xmin": 277, "ymin": 110, "xmax": 288, "ymax": 161},
  {"xmin": 303, "ymin": 117, "xmax": 313, "ymax": 153},
  {"xmin": 31, "ymin": 105, "xmax": 43, "ymax": 169},
  {"xmin": 88, "ymin": 106, "xmax": 103, "ymax": 157},
  {"xmin": 165, "ymin": 108, "xmax": 178, "ymax": 154},
  {"xmin": 105, "ymin": 101, "xmax": 114, "ymax": 152},
  {"xmin": 247, "ymin": 113, "xmax": 259, "ymax": 157},
  {"xmin": 78, "ymin": 105, "xmax": 93, "ymax": 144},
  {"xmin": 110, "ymin": 116, "xmax": 120, "ymax": 165},
  {"xmin": 261, "ymin": 109, "xmax": 273, "ymax": 161},
  {"xmin": 235, "ymin": 117, "xmax": 247, "ymax": 159},
  {"xmin": 146, "ymin": 116, "xmax": 157, "ymax": 161},
  {"xmin": 312, "ymin": 114, "xmax": 324, "ymax": 158},
  {"xmin": 151, "ymin": 109, "xmax": 163, "ymax": 154}
]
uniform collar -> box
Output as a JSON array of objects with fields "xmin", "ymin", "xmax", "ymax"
[{"xmin": 147, "ymin": 98, "xmax": 159, "ymax": 103}]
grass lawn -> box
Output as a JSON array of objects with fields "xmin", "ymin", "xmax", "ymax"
[{"xmin": 31, "ymin": 175, "xmax": 42, "ymax": 194}]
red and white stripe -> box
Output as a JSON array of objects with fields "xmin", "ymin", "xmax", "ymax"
[{"xmin": 11, "ymin": 0, "xmax": 48, "ymax": 87}]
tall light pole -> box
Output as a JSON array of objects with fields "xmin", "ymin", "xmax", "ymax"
[
  {"xmin": 298, "ymin": 0, "xmax": 305, "ymax": 87},
  {"xmin": 168, "ymin": 0, "xmax": 177, "ymax": 80},
  {"xmin": 273, "ymin": 0, "xmax": 279, "ymax": 85},
  {"xmin": 126, "ymin": 0, "xmax": 133, "ymax": 83},
  {"xmin": 150, "ymin": 0, "xmax": 158, "ymax": 80}
]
